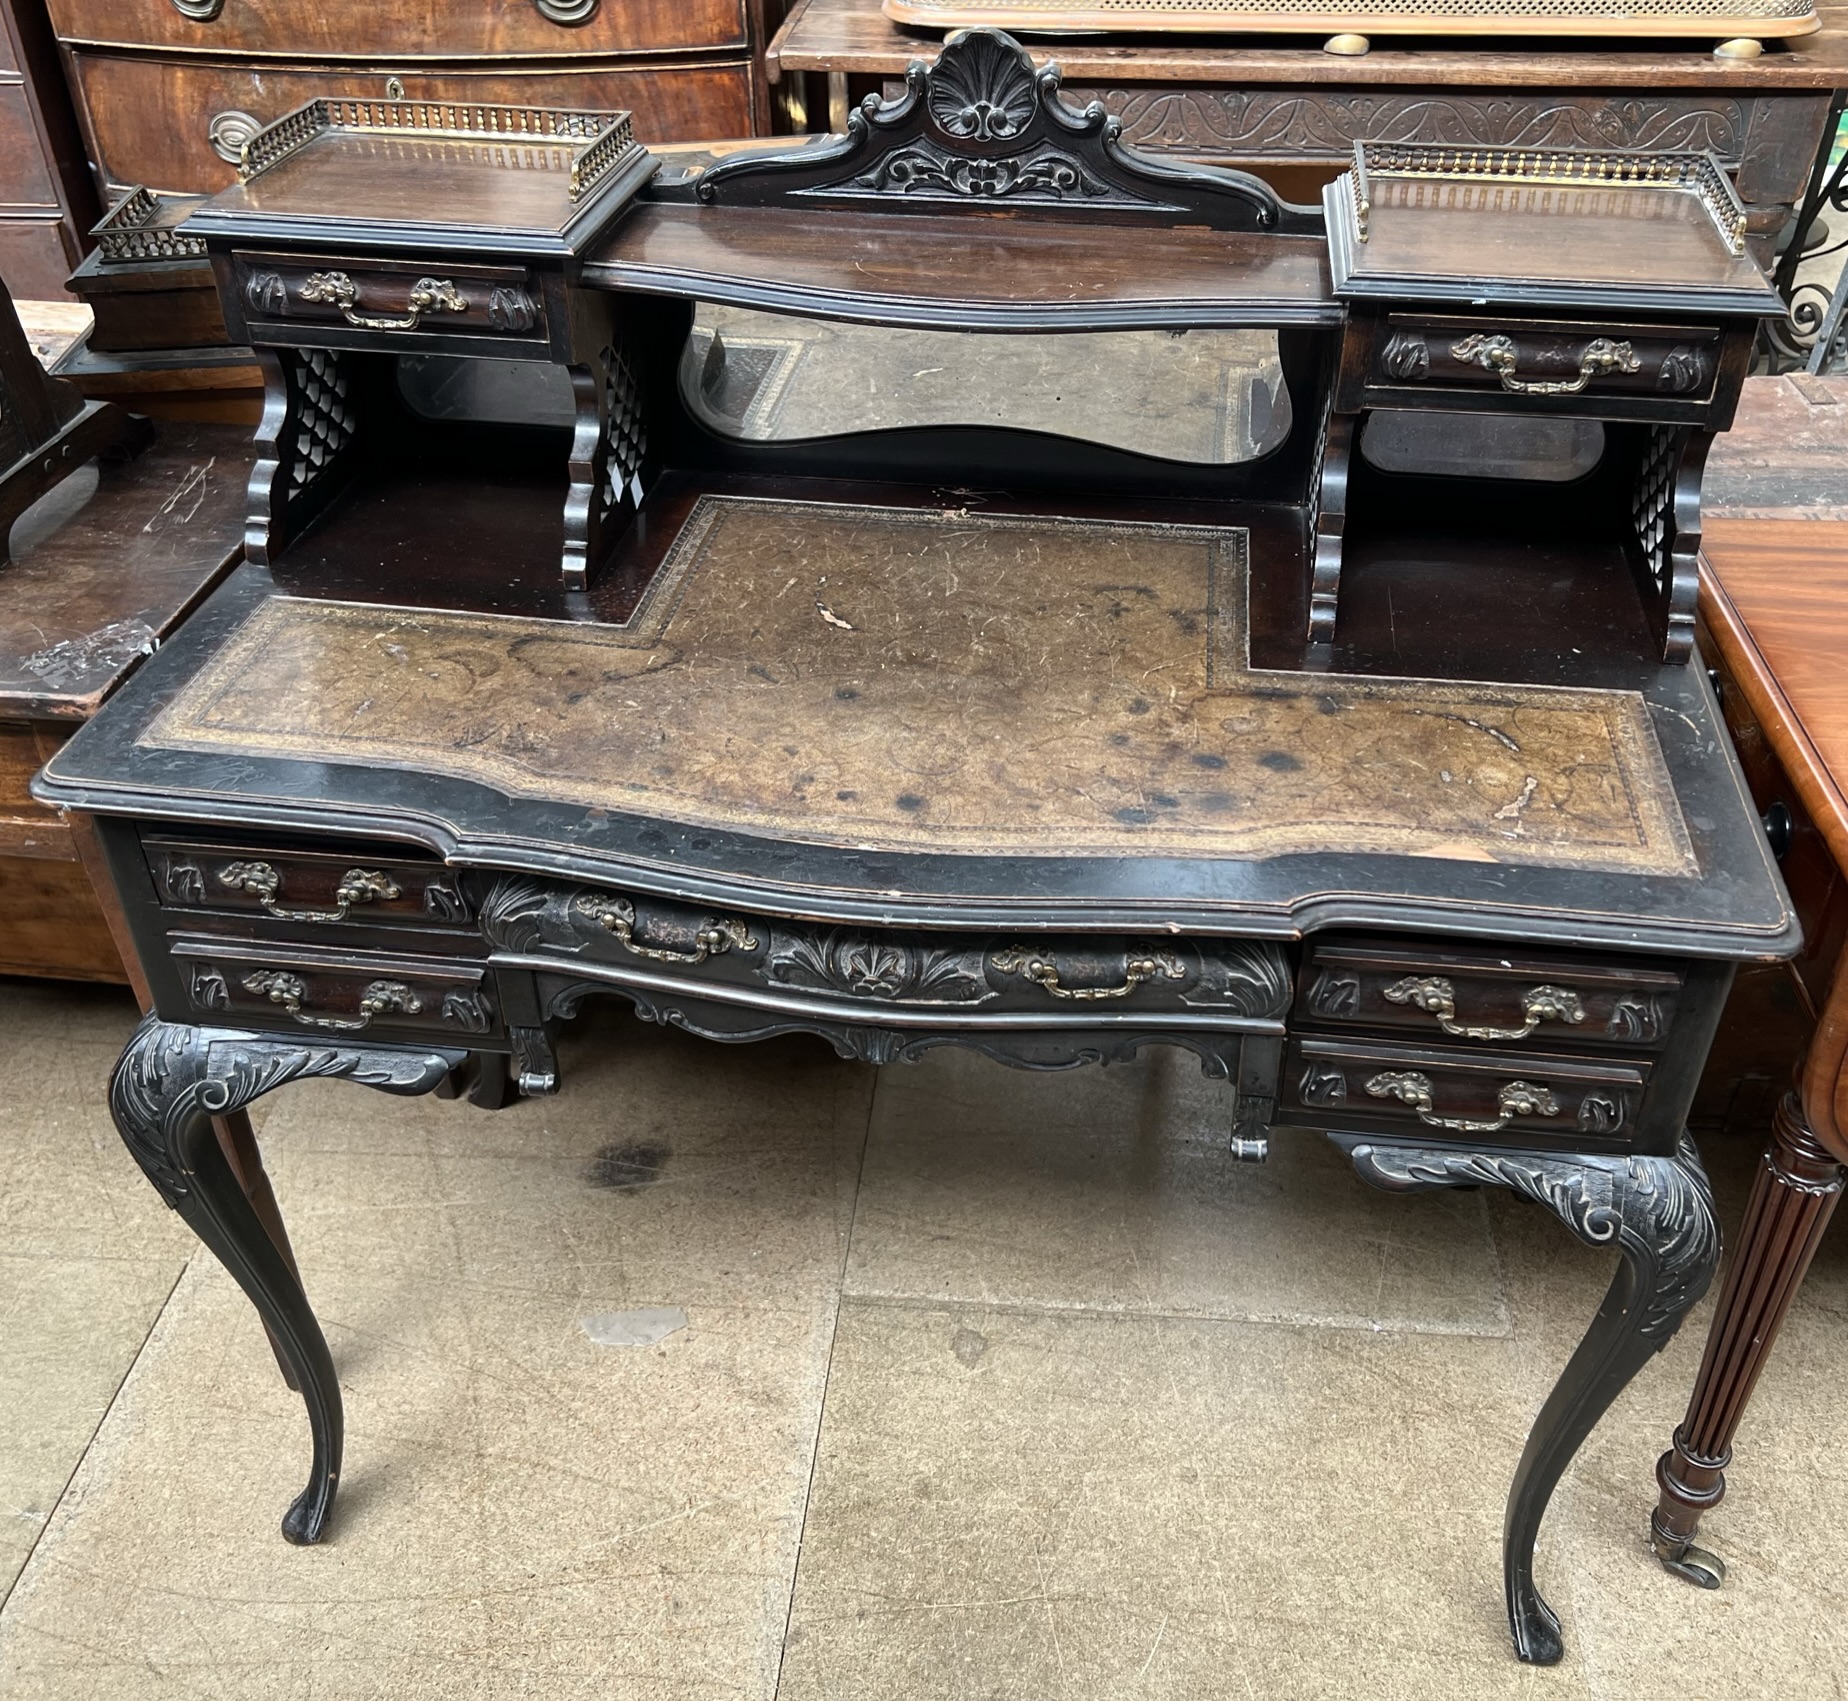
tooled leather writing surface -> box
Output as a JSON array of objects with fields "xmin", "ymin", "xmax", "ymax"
[{"xmin": 141, "ymin": 495, "xmax": 1692, "ymax": 875}]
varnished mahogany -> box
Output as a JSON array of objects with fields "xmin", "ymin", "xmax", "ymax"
[{"xmin": 1651, "ymin": 517, "xmax": 1848, "ymax": 1586}]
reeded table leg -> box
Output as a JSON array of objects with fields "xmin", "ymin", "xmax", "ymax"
[
  {"xmin": 1652, "ymin": 1091, "xmax": 1845, "ymax": 1587},
  {"xmin": 1332, "ymin": 1132, "xmax": 1719, "ymax": 1665},
  {"xmin": 109, "ymin": 1016, "xmax": 464, "ymax": 1544}
]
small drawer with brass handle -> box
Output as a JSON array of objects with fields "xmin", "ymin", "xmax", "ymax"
[
  {"xmin": 228, "ymin": 252, "xmax": 549, "ymax": 349},
  {"xmin": 1344, "ymin": 312, "xmax": 1730, "ymax": 419},
  {"xmin": 169, "ymin": 935, "xmax": 500, "ymax": 1041},
  {"xmin": 297, "ymin": 271, "xmax": 466, "ymax": 333},
  {"xmin": 1283, "ymin": 1035, "xmax": 1650, "ymax": 1150},
  {"xmin": 1295, "ymin": 937, "xmax": 1682, "ymax": 1052},
  {"xmin": 144, "ymin": 836, "xmax": 473, "ymax": 929}
]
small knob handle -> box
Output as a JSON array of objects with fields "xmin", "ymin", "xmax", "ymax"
[{"xmin": 1763, "ymin": 801, "xmax": 1794, "ymax": 859}]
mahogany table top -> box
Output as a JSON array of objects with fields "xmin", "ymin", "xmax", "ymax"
[{"xmin": 770, "ymin": 0, "xmax": 1848, "ymax": 87}]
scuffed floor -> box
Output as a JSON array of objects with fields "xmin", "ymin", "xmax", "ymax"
[{"xmin": 2, "ymin": 974, "xmax": 1845, "ymax": 1699}]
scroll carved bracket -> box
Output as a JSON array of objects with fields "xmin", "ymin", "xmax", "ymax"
[{"xmin": 689, "ymin": 27, "xmax": 1311, "ymax": 234}]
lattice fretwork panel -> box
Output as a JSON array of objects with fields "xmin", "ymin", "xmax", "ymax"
[
  {"xmin": 1630, "ymin": 424, "xmax": 1683, "ymax": 600},
  {"xmin": 599, "ymin": 338, "xmax": 647, "ymax": 519},
  {"xmin": 286, "ymin": 349, "xmax": 357, "ymax": 500}
]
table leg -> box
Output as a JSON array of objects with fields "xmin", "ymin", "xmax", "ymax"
[
  {"xmin": 1333, "ymin": 1132, "xmax": 1719, "ymax": 1664},
  {"xmin": 108, "ymin": 1016, "xmax": 464, "ymax": 1544},
  {"xmin": 1651, "ymin": 1090, "xmax": 1845, "ymax": 1585}
]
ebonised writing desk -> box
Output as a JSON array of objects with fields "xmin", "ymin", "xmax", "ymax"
[{"xmin": 33, "ymin": 38, "xmax": 1797, "ymax": 1665}]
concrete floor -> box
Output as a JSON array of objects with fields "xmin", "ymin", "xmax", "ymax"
[{"xmin": 2, "ymin": 975, "xmax": 1846, "ymax": 1700}]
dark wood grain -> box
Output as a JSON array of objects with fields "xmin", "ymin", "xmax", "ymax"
[
  {"xmin": 588, "ymin": 205, "xmax": 1336, "ymax": 328},
  {"xmin": 63, "ymin": 52, "xmax": 756, "ymax": 194},
  {"xmin": 1649, "ymin": 515, "xmax": 1848, "ymax": 1585},
  {"xmin": 772, "ymin": 0, "xmax": 1848, "ymax": 86},
  {"xmin": 47, "ymin": 0, "xmax": 749, "ymax": 58}
]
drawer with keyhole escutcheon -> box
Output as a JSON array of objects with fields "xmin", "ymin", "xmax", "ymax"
[{"xmin": 1293, "ymin": 937, "xmax": 1683, "ymax": 1053}]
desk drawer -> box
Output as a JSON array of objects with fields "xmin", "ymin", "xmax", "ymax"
[
  {"xmin": 481, "ymin": 875, "xmax": 1294, "ymax": 1024},
  {"xmin": 145, "ymin": 837, "xmax": 473, "ymax": 929},
  {"xmin": 172, "ymin": 934, "xmax": 499, "ymax": 1041},
  {"xmin": 48, "ymin": 0, "xmax": 747, "ymax": 58},
  {"xmin": 229, "ymin": 252, "xmax": 550, "ymax": 353},
  {"xmin": 1284, "ymin": 1034, "xmax": 1650, "ymax": 1149},
  {"xmin": 1342, "ymin": 313, "xmax": 1731, "ymax": 420},
  {"xmin": 1295, "ymin": 938, "xmax": 1683, "ymax": 1052}
]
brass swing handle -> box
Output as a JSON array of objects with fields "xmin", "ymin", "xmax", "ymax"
[
  {"xmin": 574, "ymin": 895, "xmax": 759, "ymax": 964},
  {"xmin": 242, "ymin": 970, "xmax": 421, "ymax": 1032},
  {"xmin": 1449, "ymin": 333, "xmax": 1640, "ymax": 396},
  {"xmin": 217, "ymin": 861, "xmax": 402, "ymax": 923},
  {"xmin": 1383, "ymin": 975, "xmax": 1585, "ymax": 1042},
  {"xmin": 990, "ymin": 947, "xmax": 1186, "ymax": 1001},
  {"xmin": 298, "ymin": 271, "xmax": 467, "ymax": 332},
  {"xmin": 1365, "ymin": 1071, "xmax": 1560, "ymax": 1134}
]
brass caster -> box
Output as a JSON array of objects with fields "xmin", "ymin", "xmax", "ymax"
[
  {"xmin": 1651, "ymin": 1519, "xmax": 1727, "ymax": 1589},
  {"xmin": 1714, "ymin": 36, "xmax": 1764, "ymax": 57},
  {"xmin": 1324, "ymin": 32, "xmax": 1370, "ymax": 54}
]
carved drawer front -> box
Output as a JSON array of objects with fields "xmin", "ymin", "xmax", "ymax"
[
  {"xmin": 230, "ymin": 252, "xmax": 550, "ymax": 351},
  {"xmin": 171, "ymin": 935, "xmax": 499, "ymax": 1041},
  {"xmin": 144, "ymin": 837, "xmax": 473, "ymax": 929},
  {"xmin": 1295, "ymin": 939, "xmax": 1682, "ymax": 1052},
  {"xmin": 1350, "ymin": 314, "xmax": 1726, "ymax": 416},
  {"xmin": 1284, "ymin": 1035, "xmax": 1650, "ymax": 1149},
  {"xmin": 480, "ymin": 876, "xmax": 1294, "ymax": 1024}
]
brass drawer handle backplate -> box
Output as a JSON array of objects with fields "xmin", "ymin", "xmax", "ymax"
[
  {"xmin": 1383, "ymin": 975, "xmax": 1585, "ymax": 1042},
  {"xmin": 1365, "ymin": 1070, "xmax": 1562, "ymax": 1134},
  {"xmin": 1449, "ymin": 333, "xmax": 1640, "ymax": 396},
  {"xmin": 535, "ymin": 0, "xmax": 600, "ymax": 19},
  {"xmin": 990, "ymin": 946, "xmax": 1186, "ymax": 1001},
  {"xmin": 574, "ymin": 894, "xmax": 759, "ymax": 963},
  {"xmin": 241, "ymin": 970, "xmax": 422, "ymax": 1032},
  {"xmin": 297, "ymin": 271, "xmax": 467, "ymax": 332},
  {"xmin": 217, "ymin": 860, "xmax": 402, "ymax": 922}
]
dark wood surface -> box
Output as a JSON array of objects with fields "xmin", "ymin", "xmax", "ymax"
[
  {"xmin": 773, "ymin": 0, "xmax": 1848, "ymax": 86},
  {"xmin": 588, "ymin": 206, "xmax": 1337, "ymax": 328},
  {"xmin": 1649, "ymin": 516, "xmax": 1848, "ymax": 1585},
  {"xmin": 62, "ymin": 55, "xmax": 758, "ymax": 197},
  {"xmin": 0, "ymin": 419, "xmax": 254, "ymax": 980},
  {"xmin": 0, "ymin": 0, "xmax": 101, "ymax": 299},
  {"xmin": 46, "ymin": 0, "xmax": 752, "ymax": 58},
  {"xmin": 769, "ymin": 0, "xmax": 1838, "ymax": 250}
]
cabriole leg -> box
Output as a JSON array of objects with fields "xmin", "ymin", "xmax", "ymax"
[
  {"xmin": 1652, "ymin": 1091, "xmax": 1845, "ymax": 1586},
  {"xmin": 1332, "ymin": 1132, "xmax": 1719, "ymax": 1665},
  {"xmin": 108, "ymin": 1016, "xmax": 464, "ymax": 1544}
]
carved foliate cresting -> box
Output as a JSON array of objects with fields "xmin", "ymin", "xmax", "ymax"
[{"xmin": 690, "ymin": 27, "xmax": 1306, "ymax": 233}]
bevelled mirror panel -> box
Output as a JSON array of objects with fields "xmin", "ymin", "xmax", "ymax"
[{"xmin": 681, "ymin": 305, "xmax": 1293, "ymax": 465}]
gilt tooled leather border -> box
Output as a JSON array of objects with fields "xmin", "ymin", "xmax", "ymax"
[{"xmin": 139, "ymin": 495, "xmax": 1695, "ymax": 874}]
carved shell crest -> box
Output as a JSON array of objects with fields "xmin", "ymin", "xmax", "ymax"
[{"xmin": 927, "ymin": 29, "xmax": 1042, "ymax": 143}]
